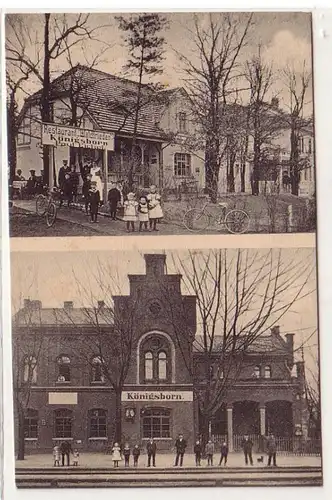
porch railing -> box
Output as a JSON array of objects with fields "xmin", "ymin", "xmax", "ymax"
[{"xmin": 212, "ymin": 434, "xmax": 321, "ymax": 456}]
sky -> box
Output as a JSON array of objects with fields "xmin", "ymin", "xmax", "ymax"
[
  {"xmin": 11, "ymin": 247, "xmax": 318, "ymax": 377},
  {"xmin": 5, "ymin": 12, "xmax": 313, "ymax": 113}
]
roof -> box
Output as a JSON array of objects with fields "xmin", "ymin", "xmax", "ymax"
[
  {"xmin": 193, "ymin": 333, "xmax": 288, "ymax": 355},
  {"xmin": 23, "ymin": 65, "xmax": 175, "ymax": 140},
  {"xmin": 13, "ymin": 307, "xmax": 114, "ymax": 328}
]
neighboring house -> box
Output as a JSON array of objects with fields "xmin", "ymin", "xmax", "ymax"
[{"xmin": 12, "ymin": 254, "xmax": 308, "ymax": 453}]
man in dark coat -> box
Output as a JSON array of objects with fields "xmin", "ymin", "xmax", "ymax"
[
  {"xmin": 174, "ymin": 434, "xmax": 187, "ymax": 466},
  {"xmin": 69, "ymin": 164, "xmax": 80, "ymax": 203},
  {"xmin": 108, "ymin": 182, "xmax": 121, "ymax": 220},
  {"xmin": 60, "ymin": 440, "xmax": 72, "ymax": 466},
  {"xmin": 82, "ymin": 173, "xmax": 92, "ymax": 215},
  {"xmin": 241, "ymin": 435, "xmax": 254, "ymax": 465},
  {"xmin": 266, "ymin": 433, "xmax": 277, "ymax": 466},
  {"xmin": 88, "ymin": 182, "xmax": 101, "ymax": 223},
  {"xmin": 58, "ymin": 160, "xmax": 69, "ymax": 190},
  {"xmin": 146, "ymin": 438, "xmax": 157, "ymax": 467}
]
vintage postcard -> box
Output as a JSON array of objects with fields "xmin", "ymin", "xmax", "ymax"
[
  {"xmin": 6, "ymin": 12, "xmax": 315, "ymax": 237},
  {"xmin": 4, "ymin": 10, "xmax": 322, "ymax": 491}
]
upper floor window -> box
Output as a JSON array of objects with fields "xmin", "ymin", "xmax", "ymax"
[
  {"xmin": 253, "ymin": 366, "xmax": 261, "ymax": 378},
  {"xmin": 141, "ymin": 335, "xmax": 171, "ymax": 383},
  {"xmin": 24, "ymin": 409, "xmax": 38, "ymax": 439},
  {"xmin": 89, "ymin": 409, "xmax": 107, "ymax": 438},
  {"xmin": 174, "ymin": 153, "xmax": 191, "ymax": 177},
  {"xmin": 178, "ymin": 112, "xmax": 188, "ymax": 133},
  {"xmin": 264, "ymin": 365, "xmax": 272, "ymax": 379},
  {"xmin": 17, "ymin": 115, "xmax": 31, "ymax": 146},
  {"xmin": 23, "ymin": 355, "xmax": 37, "ymax": 384},
  {"xmin": 91, "ymin": 356, "xmax": 105, "ymax": 383},
  {"xmin": 54, "ymin": 408, "xmax": 72, "ymax": 438},
  {"xmin": 57, "ymin": 355, "xmax": 71, "ymax": 382}
]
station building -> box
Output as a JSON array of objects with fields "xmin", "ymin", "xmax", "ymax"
[{"xmin": 12, "ymin": 254, "xmax": 308, "ymax": 453}]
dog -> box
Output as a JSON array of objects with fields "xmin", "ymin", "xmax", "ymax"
[{"xmin": 257, "ymin": 456, "xmax": 264, "ymax": 463}]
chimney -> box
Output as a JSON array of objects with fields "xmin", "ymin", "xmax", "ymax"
[
  {"xmin": 271, "ymin": 325, "xmax": 280, "ymax": 336},
  {"xmin": 24, "ymin": 299, "xmax": 42, "ymax": 310},
  {"xmin": 295, "ymin": 361, "xmax": 305, "ymax": 381},
  {"xmin": 64, "ymin": 301, "xmax": 74, "ymax": 310},
  {"xmin": 285, "ymin": 333, "xmax": 294, "ymax": 352},
  {"xmin": 97, "ymin": 300, "xmax": 105, "ymax": 309},
  {"xmin": 271, "ymin": 97, "xmax": 279, "ymax": 109},
  {"xmin": 144, "ymin": 254, "xmax": 166, "ymax": 278}
]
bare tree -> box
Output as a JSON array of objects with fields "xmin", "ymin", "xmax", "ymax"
[
  {"xmin": 244, "ymin": 50, "xmax": 283, "ymax": 195},
  {"xmin": 177, "ymin": 13, "xmax": 253, "ymax": 202},
  {"xmin": 6, "ymin": 13, "xmax": 109, "ymax": 185},
  {"xmin": 162, "ymin": 249, "xmax": 315, "ymax": 444},
  {"xmin": 282, "ymin": 63, "xmax": 312, "ymax": 196}
]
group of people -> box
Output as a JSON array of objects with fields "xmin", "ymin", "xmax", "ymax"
[
  {"xmin": 53, "ymin": 441, "xmax": 79, "ymax": 467},
  {"xmin": 52, "ymin": 434, "xmax": 278, "ymax": 468}
]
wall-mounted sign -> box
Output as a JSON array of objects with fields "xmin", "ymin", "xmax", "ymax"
[
  {"xmin": 41, "ymin": 123, "xmax": 115, "ymax": 151},
  {"xmin": 121, "ymin": 391, "xmax": 193, "ymax": 402},
  {"xmin": 48, "ymin": 392, "xmax": 78, "ymax": 405}
]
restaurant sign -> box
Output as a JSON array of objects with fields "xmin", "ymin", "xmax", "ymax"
[
  {"xmin": 41, "ymin": 123, "xmax": 115, "ymax": 151},
  {"xmin": 121, "ymin": 391, "xmax": 193, "ymax": 402}
]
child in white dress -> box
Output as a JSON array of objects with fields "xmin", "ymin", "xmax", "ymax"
[
  {"xmin": 53, "ymin": 445, "xmax": 60, "ymax": 467},
  {"xmin": 123, "ymin": 192, "xmax": 138, "ymax": 232},
  {"xmin": 73, "ymin": 449, "xmax": 79, "ymax": 466},
  {"xmin": 112, "ymin": 442, "xmax": 122, "ymax": 468},
  {"xmin": 138, "ymin": 196, "xmax": 149, "ymax": 232},
  {"xmin": 147, "ymin": 185, "xmax": 163, "ymax": 231}
]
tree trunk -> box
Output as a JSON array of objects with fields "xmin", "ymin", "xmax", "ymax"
[
  {"xmin": 227, "ymin": 151, "xmax": 236, "ymax": 193},
  {"xmin": 41, "ymin": 13, "xmax": 51, "ymax": 186},
  {"xmin": 205, "ymin": 138, "xmax": 219, "ymax": 203},
  {"xmin": 7, "ymin": 98, "xmax": 17, "ymax": 183},
  {"xmin": 240, "ymin": 162, "xmax": 246, "ymax": 193},
  {"xmin": 17, "ymin": 408, "xmax": 26, "ymax": 460},
  {"xmin": 114, "ymin": 389, "xmax": 122, "ymax": 443}
]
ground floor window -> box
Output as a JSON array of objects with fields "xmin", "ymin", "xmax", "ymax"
[
  {"xmin": 54, "ymin": 409, "xmax": 72, "ymax": 438},
  {"xmin": 174, "ymin": 153, "xmax": 191, "ymax": 177},
  {"xmin": 24, "ymin": 409, "xmax": 38, "ymax": 438},
  {"xmin": 142, "ymin": 408, "xmax": 171, "ymax": 438},
  {"xmin": 89, "ymin": 409, "xmax": 107, "ymax": 438}
]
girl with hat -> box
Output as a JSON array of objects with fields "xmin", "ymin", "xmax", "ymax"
[
  {"xmin": 147, "ymin": 185, "xmax": 163, "ymax": 231},
  {"xmin": 123, "ymin": 192, "xmax": 138, "ymax": 232}
]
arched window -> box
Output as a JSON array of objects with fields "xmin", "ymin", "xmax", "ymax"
[
  {"xmin": 57, "ymin": 355, "xmax": 71, "ymax": 382},
  {"xmin": 54, "ymin": 409, "xmax": 72, "ymax": 438},
  {"xmin": 158, "ymin": 351, "xmax": 167, "ymax": 380},
  {"xmin": 23, "ymin": 356, "xmax": 37, "ymax": 384},
  {"xmin": 145, "ymin": 351, "xmax": 153, "ymax": 380},
  {"xmin": 89, "ymin": 409, "xmax": 107, "ymax": 438},
  {"xmin": 24, "ymin": 409, "xmax": 38, "ymax": 438},
  {"xmin": 91, "ymin": 356, "xmax": 104, "ymax": 383},
  {"xmin": 253, "ymin": 366, "xmax": 261, "ymax": 378},
  {"xmin": 142, "ymin": 408, "xmax": 171, "ymax": 439},
  {"xmin": 140, "ymin": 335, "xmax": 171, "ymax": 383},
  {"xmin": 264, "ymin": 365, "xmax": 272, "ymax": 379}
]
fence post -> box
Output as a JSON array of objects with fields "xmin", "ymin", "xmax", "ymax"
[
  {"xmin": 287, "ymin": 205, "xmax": 293, "ymax": 232},
  {"xmin": 227, "ymin": 406, "xmax": 233, "ymax": 452}
]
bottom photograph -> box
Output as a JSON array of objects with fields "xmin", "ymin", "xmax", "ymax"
[{"xmin": 10, "ymin": 247, "xmax": 322, "ymax": 487}]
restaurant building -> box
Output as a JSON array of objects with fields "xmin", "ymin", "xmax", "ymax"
[{"xmin": 12, "ymin": 254, "xmax": 308, "ymax": 453}]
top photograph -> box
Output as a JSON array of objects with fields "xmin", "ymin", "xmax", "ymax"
[{"xmin": 6, "ymin": 12, "xmax": 315, "ymax": 237}]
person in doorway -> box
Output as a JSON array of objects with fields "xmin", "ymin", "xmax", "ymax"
[
  {"xmin": 205, "ymin": 439, "xmax": 215, "ymax": 466},
  {"xmin": 266, "ymin": 433, "xmax": 277, "ymax": 467},
  {"xmin": 108, "ymin": 182, "xmax": 121, "ymax": 220},
  {"xmin": 111, "ymin": 442, "xmax": 122, "ymax": 468},
  {"xmin": 123, "ymin": 443, "xmax": 131, "ymax": 467},
  {"xmin": 88, "ymin": 182, "xmax": 101, "ymax": 223},
  {"xmin": 82, "ymin": 173, "xmax": 92, "ymax": 215},
  {"xmin": 133, "ymin": 444, "xmax": 140, "ymax": 467},
  {"xmin": 219, "ymin": 441, "xmax": 229, "ymax": 466},
  {"xmin": 58, "ymin": 160, "xmax": 70, "ymax": 190},
  {"xmin": 146, "ymin": 438, "xmax": 156, "ymax": 467},
  {"xmin": 241, "ymin": 435, "xmax": 254, "ymax": 466},
  {"xmin": 123, "ymin": 192, "xmax": 138, "ymax": 232},
  {"xmin": 194, "ymin": 440, "xmax": 202, "ymax": 466},
  {"xmin": 14, "ymin": 169, "xmax": 25, "ymax": 181},
  {"xmin": 138, "ymin": 195, "xmax": 149, "ymax": 232},
  {"xmin": 174, "ymin": 434, "xmax": 187, "ymax": 466},
  {"xmin": 282, "ymin": 171, "xmax": 290, "ymax": 193},
  {"xmin": 60, "ymin": 440, "xmax": 72, "ymax": 466},
  {"xmin": 147, "ymin": 185, "xmax": 163, "ymax": 231}
]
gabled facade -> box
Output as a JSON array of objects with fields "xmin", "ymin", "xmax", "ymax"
[{"xmin": 12, "ymin": 254, "xmax": 308, "ymax": 454}]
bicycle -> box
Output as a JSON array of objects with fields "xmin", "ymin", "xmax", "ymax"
[
  {"xmin": 183, "ymin": 201, "xmax": 250, "ymax": 234},
  {"xmin": 35, "ymin": 187, "xmax": 59, "ymax": 228}
]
